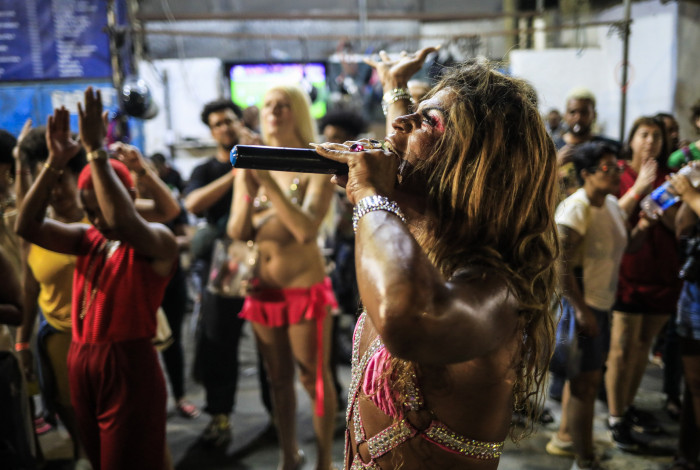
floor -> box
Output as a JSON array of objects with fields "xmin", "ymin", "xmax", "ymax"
[{"xmin": 38, "ymin": 313, "xmax": 680, "ymax": 470}]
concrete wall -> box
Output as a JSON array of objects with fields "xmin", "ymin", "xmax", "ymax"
[
  {"xmin": 510, "ymin": 0, "xmax": 678, "ymax": 142},
  {"xmin": 675, "ymin": 1, "xmax": 700, "ymax": 140},
  {"xmin": 139, "ymin": 57, "xmax": 223, "ymax": 177}
]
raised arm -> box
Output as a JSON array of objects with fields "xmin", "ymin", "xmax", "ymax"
[
  {"xmin": 364, "ymin": 46, "xmax": 438, "ymax": 135},
  {"xmin": 315, "ymin": 143, "xmax": 519, "ymax": 365},
  {"xmin": 77, "ymin": 87, "xmax": 177, "ymax": 274},
  {"xmin": 12, "ymin": 118, "xmax": 34, "ymax": 209},
  {"xmin": 15, "ymin": 107, "xmax": 87, "ymax": 254},
  {"xmin": 110, "ymin": 142, "xmax": 181, "ymax": 223}
]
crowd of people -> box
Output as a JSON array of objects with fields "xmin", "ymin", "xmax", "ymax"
[{"xmin": 1, "ymin": 45, "xmax": 700, "ymax": 470}]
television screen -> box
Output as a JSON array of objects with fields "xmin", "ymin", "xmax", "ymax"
[{"xmin": 228, "ymin": 62, "xmax": 328, "ymax": 119}]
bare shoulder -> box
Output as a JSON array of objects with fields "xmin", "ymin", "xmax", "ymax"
[{"xmin": 448, "ymin": 266, "xmax": 520, "ymax": 318}]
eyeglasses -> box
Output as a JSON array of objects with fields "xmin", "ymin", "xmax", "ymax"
[{"xmin": 595, "ymin": 161, "xmax": 624, "ymax": 174}]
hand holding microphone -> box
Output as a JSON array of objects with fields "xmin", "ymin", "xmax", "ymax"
[{"xmin": 230, "ymin": 140, "xmax": 401, "ymax": 204}]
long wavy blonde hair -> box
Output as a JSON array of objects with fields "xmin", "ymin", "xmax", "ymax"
[
  {"xmin": 261, "ymin": 84, "xmax": 318, "ymax": 148},
  {"xmin": 390, "ymin": 59, "xmax": 559, "ymax": 441}
]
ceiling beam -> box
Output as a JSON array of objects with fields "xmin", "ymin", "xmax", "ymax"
[
  {"xmin": 136, "ymin": 10, "xmax": 541, "ymax": 22},
  {"xmin": 141, "ymin": 20, "xmax": 623, "ymax": 42}
]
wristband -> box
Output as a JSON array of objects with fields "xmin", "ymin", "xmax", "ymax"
[
  {"xmin": 15, "ymin": 342, "xmax": 30, "ymax": 352},
  {"xmin": 86, "ymin": 149, "xmax": 109, "ymax": 162},
  {"xmin": 43, "ymin": 162, "xmax": 64, "ymax": 176},
  {"xmin": 628, "ymin": 188, "xmax": 641, "ymax": 201},
  {"xmin": 352, "ymin": 195, "xmax": 406, "ymax": 232},
  {"xmin": 243, "ymin": 194, "xmax": 253, "ymax": 204}
]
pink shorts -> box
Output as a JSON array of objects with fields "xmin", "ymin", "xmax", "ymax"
[
  {"xmin": 239, "ymin": 277, "xmax": 337, "ymax": 416},
  {"xmin": 239, "ymin": 277, "xmax": 337, "ymax": 327}
]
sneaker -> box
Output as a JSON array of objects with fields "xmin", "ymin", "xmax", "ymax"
[
  {"xmin": 627, "ymin": 405, "xmax": 663, "ymax": 434},
  {"xmin": 200, "ymin": 414, "xmax": 232, "ymax": 448},
  {"xmin": 609, "ymin": 420, "xmax": 639, "ymax": 452},
  {"xmin": 546, "ymin": 433, "xmax": 576, "ymax": 457}
]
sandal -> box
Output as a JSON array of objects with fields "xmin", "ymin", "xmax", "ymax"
[
  {"xmin": 34, "ymin": 416, "xmax": 53, "ymax": 435},
  {"xmin": 176, "ymin": 400, "xmax": 201, "ymax": 419}
]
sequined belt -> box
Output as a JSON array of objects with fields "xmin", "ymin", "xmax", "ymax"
[{"xmin": 422, "ymin": 422, "xmax": 504, "ymax": 459}]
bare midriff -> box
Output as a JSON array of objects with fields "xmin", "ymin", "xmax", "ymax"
[{"xmin": 252, "ymin": 173, "xmax": 327, "ymax": 289}]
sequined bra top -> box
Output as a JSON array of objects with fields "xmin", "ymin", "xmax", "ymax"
[{"xmin": 345, "ymin": 312, "xmax": 505, "ymax": 469}]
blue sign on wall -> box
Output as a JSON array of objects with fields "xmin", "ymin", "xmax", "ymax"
[
  {"xmin": 0, "ymin": 0, "xmax": 112, "ymax": 81},
  {"xmin": 0, "ymin": 83, "xmax": 144, "ymax": 153}
]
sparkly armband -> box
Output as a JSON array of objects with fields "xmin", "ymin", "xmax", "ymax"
[
  {"xmin": 381, "ymin": 88, "xmax": 413, "ymax": 116},
  {"xmin": 352, "ymin": 195, "xmax": 406, "ymax": 232}
]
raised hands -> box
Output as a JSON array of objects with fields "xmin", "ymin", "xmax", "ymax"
[
  {"xmin": 110, "ymin": 142, "xmax": 147, "ymax": 174},
  {"xmin": 364, "ymin": 46, "xmax": 439, "ymax": 89},
  {"xmin": 46, "ymin": 107, "xmax": 81, "ymax": 168},
  {"xmin": 77, "ymin": 87, "xmax": 108, "ymax": 153},
  {"xmin": 12, "ymin": 118, "xmax": 33, "ymax": 161}
]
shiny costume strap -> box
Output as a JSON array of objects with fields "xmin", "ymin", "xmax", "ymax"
[
  {"xmin": 423, "ymin": 422, "xmax": 504, "ymax": 459},
  {"xmin": 345, "ymin": 312, "xmax": 505, "ymax": 467}
]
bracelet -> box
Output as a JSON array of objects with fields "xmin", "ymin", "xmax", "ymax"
[
  {"xmin": 14, "ymin": 342, "xmax": 30, "ymax": 352},
  {"xmin": 628, "ymin": 188, "xmax": 641, "ymax": 201},
  {"xmin": 381, "ymin": 88, "xmax": 413, "ymax": 116},
  {"xmin": 43, "ymin": 162, "xmax": 64, "ymax": 176},
  {"xmin": 243, "ymin": 194, "xmax": 253, "ymax": 204},
  {"xmin": 86, "ymin": 149, "xmax": 109, "ymax": 162},
  {"xmin": 352, "ymin": 195, "xmax": 406, "ymax": 232}
]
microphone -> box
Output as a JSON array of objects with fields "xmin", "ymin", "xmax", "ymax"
[{"xmin": 230, "ymin": 145, "xmax": 348, "ymax": 174}]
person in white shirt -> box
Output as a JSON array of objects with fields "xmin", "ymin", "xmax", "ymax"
[{"xmin": 548, "ymin": 141, "xmax": 651, "ymax": 470}]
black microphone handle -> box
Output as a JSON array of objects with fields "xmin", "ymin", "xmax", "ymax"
[{"xmin": 230, "ymin": 145, "xmax": 348, "ymax": 174}]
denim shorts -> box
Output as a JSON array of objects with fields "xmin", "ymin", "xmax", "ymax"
[
  {"xmin": 577, "ymin": 307, "xmax": 611, "ymax": 373},
  {"xmin": 677, "ymin": 281, "xmax": 700, "ymax": 341}
]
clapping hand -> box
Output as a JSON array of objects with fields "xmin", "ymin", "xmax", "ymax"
[
  {"xmin": 110, "ymin": 142, "xmax": 148, "ymax": 175},
  {"xmin": 77, "ymin": 87, "xmax": 108, "ymax": 153},
  {"xmin": 632, "ymin": 158, "xmax": 658, "ymax": 197},
  {"xmin": 46, "ymin": 107, "xmax": 81, "ymax": 168}
]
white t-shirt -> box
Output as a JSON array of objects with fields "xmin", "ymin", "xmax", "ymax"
[{"xmin": 555, "ymin": 188, "xmax": 628, "ymax": 310}]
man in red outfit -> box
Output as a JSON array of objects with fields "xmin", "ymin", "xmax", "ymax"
[{"xmin": 16, "ymin": 88, "xmax": 178, "ymax": 470}]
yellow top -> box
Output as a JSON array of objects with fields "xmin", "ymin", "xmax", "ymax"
[{"xmin": 27, "ymin": 242, "xmax": 78, "ymax": 333}]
